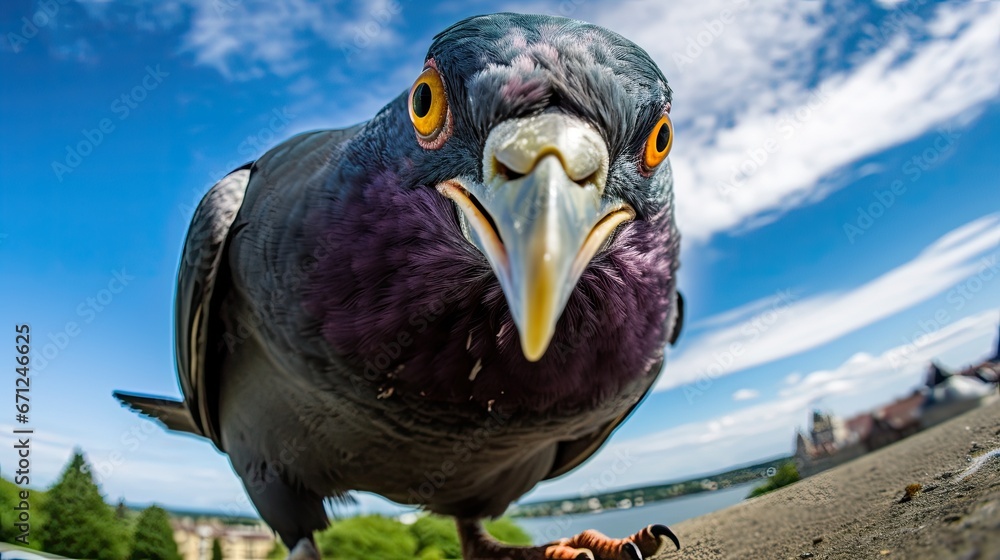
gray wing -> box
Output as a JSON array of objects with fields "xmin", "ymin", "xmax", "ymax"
[
  {"xmin": 111, "ymin": 392, "xmax": 201, "ymax": 434},
  {"xmin": 224, "ymin": 127, "xmax": 363, "ymax": 368},
  {"xmin": 173, "ymin": 165, "xmax": 252, "ymax": 445},
  {"xmin": 175, "ymin": 128, "xmax": 361, "ymax": 445},
  {"xmin": 114, "ymin": 165, "xmax": 251, "ymax": 444},
  {"xmin": 115, "ymin": 127, "xmax": 362, "ymax": 440}
]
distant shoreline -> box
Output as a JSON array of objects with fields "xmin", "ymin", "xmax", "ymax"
[{"xmin": 510, "ymin": 456, "xmax": 792, "ymax": 518}]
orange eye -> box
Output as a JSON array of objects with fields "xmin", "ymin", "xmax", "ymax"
[
  {"xmin": 643, "ymin": 114, "xmax": 673, "ymax": 171},
  {"xmin": 408, "ymin": 67, "xmax": 449, "ymax": 143}
]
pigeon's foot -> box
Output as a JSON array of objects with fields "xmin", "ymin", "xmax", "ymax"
[
  {"xmin": 458, "ymin": 520, "xmax": 679, "ymax": 560},
  {"xmin": 548, "ymin": 525, "xmax": 680, "ymax": 559},
  {"xmin": 287, "ymin": 538, "xmax": 321, "ymax": 560}
]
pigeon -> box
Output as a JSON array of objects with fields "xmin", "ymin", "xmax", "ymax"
[{"xmin": 115, "ymin": 12, "xmax": 683, "ymax": 560}]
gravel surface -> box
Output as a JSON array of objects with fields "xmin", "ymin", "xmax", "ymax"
[{"xmin": 652, "ymin": 401, "xmax": 1000, "ymax": 560}]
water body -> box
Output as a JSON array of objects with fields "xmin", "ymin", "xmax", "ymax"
[{"xmin": 517, "ymin": 482, "xmax": 757, "ymax": 544}]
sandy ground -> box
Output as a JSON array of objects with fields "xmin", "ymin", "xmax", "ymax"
[{"xmin": 652, "ymin": 401, "xmax": 1000, "ymax": 560}]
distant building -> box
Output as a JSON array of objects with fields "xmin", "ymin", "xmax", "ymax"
[
  {"xmin": 796, "ymin": 322, "xmax": 999, "ymax": 478},
  {"xmin": 794, "ymin": 410, "xmax": 868, "ymax": 477},
  {"xmin": 920, "ymin": 360, "xmax": 999, "ymax": 428},
  {"xmin": 867, "ymin": 390, "xmax": 923, "ymax": 449},
  {"xmin": 172, "ymin": 517, "xmax": 277, "ymax": 560}
]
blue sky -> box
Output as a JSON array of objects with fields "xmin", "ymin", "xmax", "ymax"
[{"xmin": 1, "ymin": 0, "xmax": 998, "ymax": 516}]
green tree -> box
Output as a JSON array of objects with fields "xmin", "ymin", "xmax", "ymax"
[
  {"xmin": 483, "ymin": 517, "xmax": 532, "ymax": 545},
  {"xmin": 0, "ymin": 477, "xmax": 47, "ymax": 550},
  {"xmin": 129, "ymin": 505, "xmax": 181, "ymax": 560},
  {"xmin": 267, "ymin": 541, "xmax": 288, "ymax": 559},
  {"xmin": 407, "ymin": 515, "xmax": 530, "ymax": 558},
  {"xmin": 747, "ymin": 462, "xmax": 800, "ymax": 498},
  {"xmin": 36, "ymin": 450, "xmax": 129, "ymax": 560},
  {"xmin": 316, "ymin": 515, "xmax": 418, "ymax": 560},
  {"xmin": 309, "ymin": 514, "xmax": 531, "ymax": 559},
  {"xmin": 211, "ymin": 537, "xmax": 224, "ymax": 560},
  {"xmin": 116, "ymin": 499, "xmax": 130, "ymax": 520},
  {"xmin": 410, "ymin": 516, "xmax": 461, "ymax": 559}
]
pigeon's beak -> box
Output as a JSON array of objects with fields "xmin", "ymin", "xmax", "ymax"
[{"xmin": 439, "ymin": 113, "xmax": 634, "ymax": 361}]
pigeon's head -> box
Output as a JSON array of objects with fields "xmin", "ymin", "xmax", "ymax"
[{"xmin": 397, "ymin": 13, "xmax": 674, "ymax": 362}]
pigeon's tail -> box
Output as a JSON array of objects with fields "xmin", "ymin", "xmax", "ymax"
[{"xmin": 112, "ymin": 391, "xmax": 204, "ymax": 437}]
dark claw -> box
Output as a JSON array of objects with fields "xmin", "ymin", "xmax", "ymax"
[
  {"xmin": 651, "ymin": 524, "xmax": 681, "ymax": 551},
  {"xmin": 623, "ymin": 541, "xmax": 642, "ymax": 560}
]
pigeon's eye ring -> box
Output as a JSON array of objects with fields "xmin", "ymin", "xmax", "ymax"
[
  {"xmin": 409, "ymin": 67, "xmax": 451, "ymax": 148},
  {"xmin": 642, "ymin": 114, "xmax": 673, "ymax": 172}
]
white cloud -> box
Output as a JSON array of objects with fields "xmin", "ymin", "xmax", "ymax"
[
  {"xmin": 533, "ymin": 308, "xmax": 999, "ymax": 499},
  {"xmin": 731, "ymin": 388, "xmax": 759, "ymax": 401},
  {"xmin": 77, "ymin": 0, "xmax": 406, "ymax": 81},
  {"xmin": 76, "ymin": 2, "xmax": 999, "ymax": 240},
  {"xmin": 180, "ymin": 0, "xmax": 404, "ymax": 80},
  {"xmin": 657, "ymin": 213, "xmax": 1000, "ymax": 391},
  {"xmin": 786, "ymin": 310, "xmax": 1000, "ymax": 402},
  {"xmin": 687, "ymin": 291, "xmax": 797, "ymax": 331},
  {"xmin": 584, "ymin": 1, "xmax": 1000, "ymax": 242}
]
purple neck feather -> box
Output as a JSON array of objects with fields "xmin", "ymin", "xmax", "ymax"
[{"xmin": 302, "ymin": 172, "xmax": 678, "ymax": 412}]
